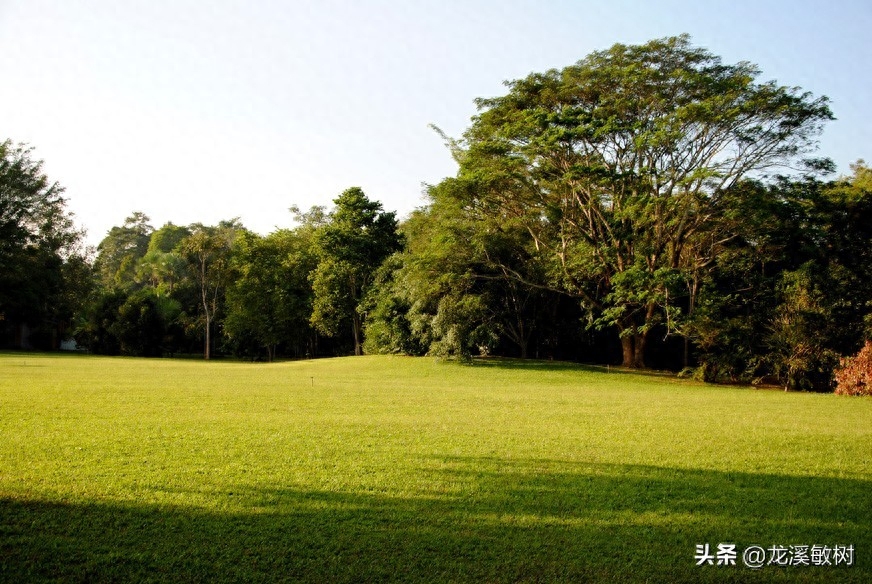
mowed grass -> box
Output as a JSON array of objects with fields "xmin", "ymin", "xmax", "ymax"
[{"xmin": 0, "ymin": 353, "xmax": 870, "ymax": 583}]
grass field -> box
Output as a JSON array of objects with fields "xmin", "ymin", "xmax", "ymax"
[{"xmin": 1, "ymin": 352, "xmax": 870, "ymax": 582}]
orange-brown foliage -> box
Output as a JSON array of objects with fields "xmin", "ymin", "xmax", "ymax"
[{"xmin": 834, "ymin": 340, "xmax": 872, "ymax": 396}]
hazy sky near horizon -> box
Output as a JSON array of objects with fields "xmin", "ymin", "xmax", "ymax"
[{"xmin": 1, "ymin": 0, "xmax": 870, "ymax": 246}]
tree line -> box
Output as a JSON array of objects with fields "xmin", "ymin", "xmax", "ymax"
[{"xmin": 2, "ymin": 35, "xmax": 871, "ymax": 391}]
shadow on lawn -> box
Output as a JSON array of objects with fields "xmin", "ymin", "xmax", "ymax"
[
  {"xmin": 2, "ymin": 459, "xmax": 869, "ymax": 583},
  {"xmin": 466, "ymin": 357, "xmax": 676, "ymax": 378}
]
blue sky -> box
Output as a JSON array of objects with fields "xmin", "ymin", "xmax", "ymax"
[{"xmin": 1, "ymin": 0, "xmax": 870, "ymax": 246}]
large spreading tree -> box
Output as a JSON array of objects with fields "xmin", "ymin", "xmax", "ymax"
[{"xmin": 445, "ymin": 34, "xmax": 833, "ymax": 367}]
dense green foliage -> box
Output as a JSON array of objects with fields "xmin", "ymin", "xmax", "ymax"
[
  {"xmin": 74, "ymin": 188, "xmax": 402, "ymax": 362},
  {"xmin": 687, "ymin": 172, "xmax": 872, "ymax": 388},
  {"xmin": 426, "ymin": 34, "xmax": 833, "ymax": 369},
  {"xmin": 4, "ymin": 35, "xmax": 872, "ymax": 390},
  {"xmin": 1, "ymin": 353, "xmax": 870, "ymax": 582},
  {"xmin": 0, "ymin": 140, "xmax": 90, "ymax": 350},
  {"xmin": 224, "ymin": 229, "xmax": 318, "ymax": 360},
  {"xmin": 309, "ymin": 187, "xmax": 403, "ymax": 355}
]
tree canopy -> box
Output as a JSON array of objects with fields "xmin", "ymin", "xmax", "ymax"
[
  {"xmin": 0, "ymin": 140, "xmax": 88, "ymax": 348},
  {"xmin": 310, "ymin": 187, "xmax": 403, "ymax": 356},
  {"xmin": 443, "ymin": 34, "xmax": 834, "ymax": 367},
  {"xmin": 4, "ymin": 35, "xmax": 870, "ymax": 393}
]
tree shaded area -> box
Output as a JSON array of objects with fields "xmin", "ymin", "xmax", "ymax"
[
  {"xmin": 2, "ymin": 460, "xmax": 869, "ymax": 582},
  {"xmin": 688, "ymin": 172, "xmax": 872, "ymax": 388}
]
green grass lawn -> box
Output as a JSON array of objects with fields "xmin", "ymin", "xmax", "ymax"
[{"xmin": 1, "ymin": 352, "xmax": 869, "ymax": 582}]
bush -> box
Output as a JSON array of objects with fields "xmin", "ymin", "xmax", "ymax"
[{"xmin": 834, "ymin": 341, "xmax": 872, "ymax": 396}]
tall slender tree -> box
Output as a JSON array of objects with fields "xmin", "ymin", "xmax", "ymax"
[{"xmin": 180, "ymin": 220, "xmax": 242, "ymax": 359}]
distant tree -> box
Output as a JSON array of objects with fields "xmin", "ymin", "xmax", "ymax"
[
  {"xmin": 76, "ymin": 290, "xmax": 126, "ymax": 355},
  {"xmin": 224, "ymin": 229, "xmax": 317, "ymax": 360},
  {"xmin": 820, "ymin": 161, "xmax": 872, "ymax": 347},
  {"xmin": 147, "ymin": 222, "xmax": 191, "ymax": 253},
  {"xmin": 365, "ymin": 178, "xmax": 604, "ymax": 362},
  {"xmin": 848, "ymin": 159, "xmax": 872, "ymax": 191},
  {"xmin": 361, "ymin": 254, "xmax": 425, "ymax": 356},
  {"xmin": 136, "ymin": 223, "xmax": 191, "ymax": 294},
  {"xmin": 310, "ymin": 188, "xmax": 402, "ymax": 355},
  {"xmin": 373, "ymin": 180, "xmax": 540, "ymax": 360},
  {"xmin": 289, "ymin": 204, "xmax": 328, "ymax": 231},
  {"xmin": 766, "ymin": 263, "xmax": 839, "ymax": 390},
  {"xmin": 180, "ymin": 220, "xmax": 243, "ymax": 359},
  {"xmin": 94, "ymin": 212, "xmax": 153, "ymax": 290},
  {"xmin": 114, "ymin": 290, "xmax": 173, "ymax": 357},
  {"xmin": 0, "ymin": 139, "xmax": 88, "ymax": 348},
  {"xmin": 442, "ymin": 35, "xmax": 833, "ymax": 367},
  {"xmin": 76, "ymin": 288, "xmax": 182, "ymax": 357}
]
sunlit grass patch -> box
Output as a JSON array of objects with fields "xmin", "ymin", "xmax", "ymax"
[{"xmin": 1, "ymin": 353, "xmax": 870, "ymax": 582}]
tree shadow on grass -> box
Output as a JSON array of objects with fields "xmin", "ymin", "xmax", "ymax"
[
  {"xmin": 466, "ymin": 357, "xmax": 677, "ymax": 378},
  {"xmin": 2, "ymin": 459, "xmax": 869, "ymax": 583}
]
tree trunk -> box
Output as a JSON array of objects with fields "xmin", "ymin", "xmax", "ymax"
[
  {"xmin": 204, "ymin": 313, "xmax": 211, "ymax": 360},
  {"xmin": 621, "ymin": 335, "xmax": 635, "ymax": 368},
  {"xmin": 620, "ymin": 331, "xmax": 648, "ymax": 368},
  {"xmin": 684, "ymin": 273, "xmax": 699, "ymax": 369},
  {"xmin": 352, "ymin": 313, "xmax": 362, "ymax": 356},
  {"xmin": 633, "ymin": 332, "xmax": 647, "ymax": 368}
]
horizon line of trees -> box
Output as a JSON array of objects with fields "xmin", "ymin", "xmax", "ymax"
[{"xmin": 2, "ymin": 35, "xmax": 871, "ymax": 392}]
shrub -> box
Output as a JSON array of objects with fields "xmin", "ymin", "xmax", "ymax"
[{"xmin": 834, "ymin": 341, "xmax": 872, "ymax": 396}]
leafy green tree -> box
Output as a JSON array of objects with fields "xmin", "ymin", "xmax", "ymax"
[
  {"xmin": 381, "ymin": 180, "xmax": 543, "ymax": 360},
  {"xmin": 766, "ymin": 263, "xmax": 839, "ymax": 390},
  {"xmin": 442, "ymin": 35, "xmax": 832, "ymax": 367},
  {"xmin": 372, "ymin": 193, "xmax": 491, "ymax": 360},
  {"xmin": 224, "ymin": 229, "xmax": 318, "ymax": 361},
  {"xmin": 0, "ymin": 139, "xmax": 88, "ymax": 348},
  {"xmin": 136, "ymin": 223, "xmax": 191, "ymax": 295},
  {"xmin": 847, "ymin": 159, "xmax": 872, "ymax": 191},
  {"xmin": 75, "ymin": 290, "xmax": 126, "ymax": 355},
  {"xmin": 180, "ymin": 220, "xmax": 244, "ymax": 359},
  {"xmin": 366, "ymin": 177, "xmax": 601, "ymax": 362},
  {"xmin": 310, "ymin": 188, "xmax": 402, "ymax": 355},
  {"xmin": 361, "ymin": 254, "xmax": 425, "ymax": 356},
  {"xmin": 819, "ymin": 162, "xmax": 872, "ymax": 346},
  {"xmin": 689, "ymin": 171, "xmax": 872, "ymax": 389},
  {"xmin": 93, "ymin": 212, "xmax": 153, "ymax": 290},
  {"xmin": 114, "ymin": 290, "xmax": 175, "ymax": 357},
  {"xmin": 147, "ymin": 222, "xmax": 191, "ymax": 253},
  {"xmin": 76, "ymin": 288, "xmax": 183, "ymax": 357}
]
